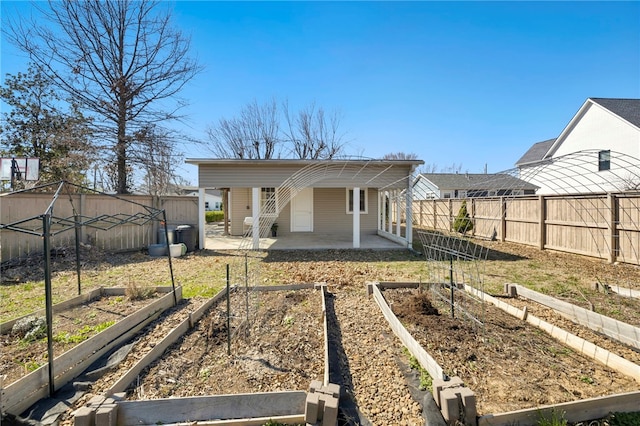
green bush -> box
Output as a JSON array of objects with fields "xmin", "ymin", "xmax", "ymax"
[
  {"xmin": 205, "ymin": 211, "xmax": 224, "ymax": 223},
  {"xmin": 453, "ymin": 200, "xmax": 473, "ymax": 234}
]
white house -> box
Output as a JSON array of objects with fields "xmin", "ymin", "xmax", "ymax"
[
  {"xmin": 413, "ymin": 173, "xmax": 538, "ymax": 200},
  {"xmin": 516, "ymin": 98, "xmax": 640, "ymax": 194}
]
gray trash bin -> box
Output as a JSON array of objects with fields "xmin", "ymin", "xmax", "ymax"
[
  {"xmin": 176, "ymin": 225, "xmax": 196, "ymax": 252},
  {"xmin": 158, "ymin": 225, "xmax": 176, "ymax": 245}
]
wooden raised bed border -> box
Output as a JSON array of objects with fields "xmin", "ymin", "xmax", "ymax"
[
  {"xmin": 1, "ymin": 287, "xmax": 181, "ymax": 416},
  {"xmin": 0, "ymin": 286, "xmax": 176, "ymax": 334},
  {"xmin": 93, "ymin": 284, "xmax": 336, "ymax": 426},
  {"xmin": 370, "ymin": 281, "xmax": 640, "ymax": 426},
  {"xmin": 508, "ymin": 283, "xmax": 640, "ymax": 350}
]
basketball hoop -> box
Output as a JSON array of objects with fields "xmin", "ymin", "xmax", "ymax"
[{"xmin": 0, "ymin": 157, "xmax": 40, "ymax": 190}]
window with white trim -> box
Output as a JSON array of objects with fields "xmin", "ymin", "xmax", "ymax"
[
  {"xmin": 346, "ymin": 188, "xmax": 367, "ymax": 214},
  {"xmin": 261, "ymin": 187, "xmax": 278, "ymax": 216}
]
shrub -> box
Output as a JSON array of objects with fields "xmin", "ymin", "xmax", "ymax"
[
  {"xmin": 453, "ymin": 200, "xmax": 473, "ymax": 234},
  {"xmin": 205, "ymin": 211, "xmax": 224, "ymax": 223}
]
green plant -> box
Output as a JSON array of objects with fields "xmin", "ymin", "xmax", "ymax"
[
  {"xmin": 205, "ymin": 211, "xmax": 224, "ymax": 223},
  {"xmin": 404, "ymin": 350, "xmax": 433, "ymax": 391},
  {"xmin": 453, "ymin": 201, "xmax": 473, "ymax": 235},
  {"xmin": 579, "ymin": 375, "xmax": 594, "ymax": 385},
  {"xmin": 282, "ymin": 315, "xmax": 294, "ymax": 326},
  {"xmin": 536, "ymin": 408, "xmax": 567, "ymax": 426},
  {"xmin": 608, "ymin": 411, "xmax": 640, "ymax": 426},
  {"xmin": 53, "ymin": 321, "xmax": 115, "ymax": 344}
]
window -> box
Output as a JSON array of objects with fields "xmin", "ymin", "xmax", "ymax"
[
  {"xmin": 346, "ymin": 188, "xmax": 367, "ymax": 214},
  {"xmin": 261, "ymin": 187, "xmax": 278, "ymax": 216},
  {"xmin": 598, "ymin": 150, "xmax": 611, "ymax": 171}
]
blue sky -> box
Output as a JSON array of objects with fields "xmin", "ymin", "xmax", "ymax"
[{"xmin": 2, "ymin": 1, "xmax": 639, "ymax": 185}]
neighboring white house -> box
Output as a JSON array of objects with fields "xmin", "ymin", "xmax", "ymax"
[
  {"xmin": 178, "ymin": 186, "xmax": 223, "ymax": 211},
  {"xmin": 516, "ymin": 98, "xmax": 640, "ymax": 194},
  {"xmin": 413, "ymin": 173, "xmax": 538, "ymax": 200}
]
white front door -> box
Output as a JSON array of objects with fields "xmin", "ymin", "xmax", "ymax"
[{"xmin": 291, "ymin": 187, "xmax": 313, "ymax": 232}]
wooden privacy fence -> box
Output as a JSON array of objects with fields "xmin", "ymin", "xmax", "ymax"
[
  {"xmin": 0, "ymin": 193, "xmax": 198, "ymax": 262},
  {"xmin": 413, "ymin": 193, "xmax": 640, "ymax": 265}
]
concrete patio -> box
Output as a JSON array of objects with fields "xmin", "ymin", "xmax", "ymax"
[{"xmin": 204, "ymin": 223, "xmax": 407, "ymax": 250}]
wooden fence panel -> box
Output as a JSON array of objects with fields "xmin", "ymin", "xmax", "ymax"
[
  {"xmin": 1, "ymin": 194, "xmax": 198, "ymax": 262},
  {"xmin": 83, "ymin": 195, "xmax": 153, "ymax": 251},
  {"xmin": 617, "ymin": 196, "xmax": 640, "ymax": 265},
  {"xmin": 545, "ymin": 196, "xmax": 609, "ymax": 259},
  {"xmin": 473, "ymin": 198, "xmax": 502, "ymax": 239},
  {"xmin": 413, "ymin": 193, "xmax": 640, "ymax": 265},
  {"xmin": 504, "ymin": 197, "xmax": 540, "ymax": 246},
  {"xmin": 434, "ymin": 200, "xmax": 450, "ymax": 230}
]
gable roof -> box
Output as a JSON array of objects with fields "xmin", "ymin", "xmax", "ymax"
[
  {"xmin": 515, "ymin": 138, "xmax": 556, "ymax": 166},
  {"xmin": 516, "ymin": 98, "xmax": 640, "ymax": 167},
  {"xmin": 590, "ymin": 98, "xmax": 640, "ymax": 128},
  {"xmin": 416, "ymin": 173, "xmax": 538, "ymax": 191}
]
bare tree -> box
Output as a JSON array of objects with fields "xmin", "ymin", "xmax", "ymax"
[
  {"xmin": 206, "ymin": 99, "xmax": 346, "ymax": 160},
  {"xmin": 4, "ymin": 0, "xmax": 202, "ymax": 193},
  {"xmin": 131, "ymin": 125, "xmax": 182, "ymax": 196},
  {"xmin": 207, "ymin": 99, "xmax": 280, "ymax": 159},
  {"xmin": 284, "ymin": 101, "xmax": 346, "ymax": 159},
  {"xmin": 382, "ymin": 152, "xmax": 419, "ymax": 160}
]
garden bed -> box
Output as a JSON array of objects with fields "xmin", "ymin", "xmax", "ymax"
[{"xmin": 384, "ymin": 287, "xmax": 639, "ymax": 416}]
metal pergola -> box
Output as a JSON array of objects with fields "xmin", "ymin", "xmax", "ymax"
[{"xmin": 0, "ymin": 181, "xmax": 177, "ymax": 397}]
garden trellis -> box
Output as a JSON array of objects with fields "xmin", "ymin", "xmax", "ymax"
[{"xmin": 0, "ymin": 180, "xmax": 177, "ymax": 397}]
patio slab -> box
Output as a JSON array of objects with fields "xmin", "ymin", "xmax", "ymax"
[{"xmin": 204, "ymin": 223, "xmax": 406, "ymax": 250}]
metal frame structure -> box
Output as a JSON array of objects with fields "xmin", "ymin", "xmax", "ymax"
[{"xmin": 0, "ymin": 180, "xmax": 177, "ymax": 397}]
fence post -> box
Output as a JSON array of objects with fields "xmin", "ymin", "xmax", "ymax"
[
  {"xmin": 470, "ymin": 198, "xmax": 476, "ymax": 237},
  {"xmin": 608, "ymin": 193, "xmax": 618, "ymax": 264},
  {"xmin": 433, "ymin": 199, "xmax": 437, "ymax": 229},
  {"xmin": 500, "ymin": 197, "xmax": 506, "ymax": 242},
  {"xmin": 539, "ymin": 195, "xmax": 546, "ymax": 250}
]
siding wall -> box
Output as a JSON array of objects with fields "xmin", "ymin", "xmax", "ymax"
[
  {"xmin": 198, "ymin": 162, "xmax": 412, "ymax": 190},
  {"xmin": 413, "ymin": 193, "xmax": 640, "ymax": 265},
  {"xmin": 228, "ymin": 187, "xmax": 378, "ymax": 237},
  {"xmin": 1, "ymin": 194, "xmax": 198, "ymax": 261}
]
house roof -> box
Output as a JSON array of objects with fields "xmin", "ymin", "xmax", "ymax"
[
  {"xmin": 185, "ymin": 158, "xmax": 424, "ymax": 167},
  {"xmin": 516, "ymin": 98, "xmax": 640, "ymax": 167},
  {"xmin": 515, "ymin": 139, "xmax": 556, "ymax": 166},
  {"xmin": 590, "ymin": 98, "xmax": 640, "ymax": 129},
  {"xmin": 187, "ymin": 158, "xmax": 424, "ymax": 190},
  {"xmin": 416, "ymin": 173, "xmax": 538, "ymax": 191}
]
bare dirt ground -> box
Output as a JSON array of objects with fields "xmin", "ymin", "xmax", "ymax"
[
  {"xmin": 385, "ymin": 288, "xmax": 639, "ymax": 416},
  {"xmin": 2, "ymin": 234, "xmax": 640, "ymax": 425},
  {"xmin": 133, "ymin": 289, "xmax": 324, "ymax": 399}
]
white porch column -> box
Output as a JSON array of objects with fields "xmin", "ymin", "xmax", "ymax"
[
  {"xmin": 353, "ymin": 187, "xmax": 360, "ymax": 248},
  {"xmin": 198, "ymin": 188, "xmax": 206, "ymax": 250},
  {"xmin": 387, "ymin": 191, "xmax": 393, "ymax": 234},
  {"xmin": 381, "ymin": 191, "xmax": 387, "ymax": 232},
  {"xmin": 406, "ymin": 177, "xmax": 413, "ymax": 247},
  {"xmin": 252, "ymin": 187, "xmax": 260, "ymax": 250},
  {"xmin": 395, "ymin": 189, "xmax": 401, "ymax": 237},
  {"xmin": 377, "ymin": 190, "xmax": 382, "ymax": 231}
]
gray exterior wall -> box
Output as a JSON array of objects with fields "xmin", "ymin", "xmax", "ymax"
[
  {"xmin": 197, "ymin": 162, "xmax": 412, "ymax": 190},
  {"xmin": 228, "ymin": 187, "xmax": 378, "ymax": 236}
]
